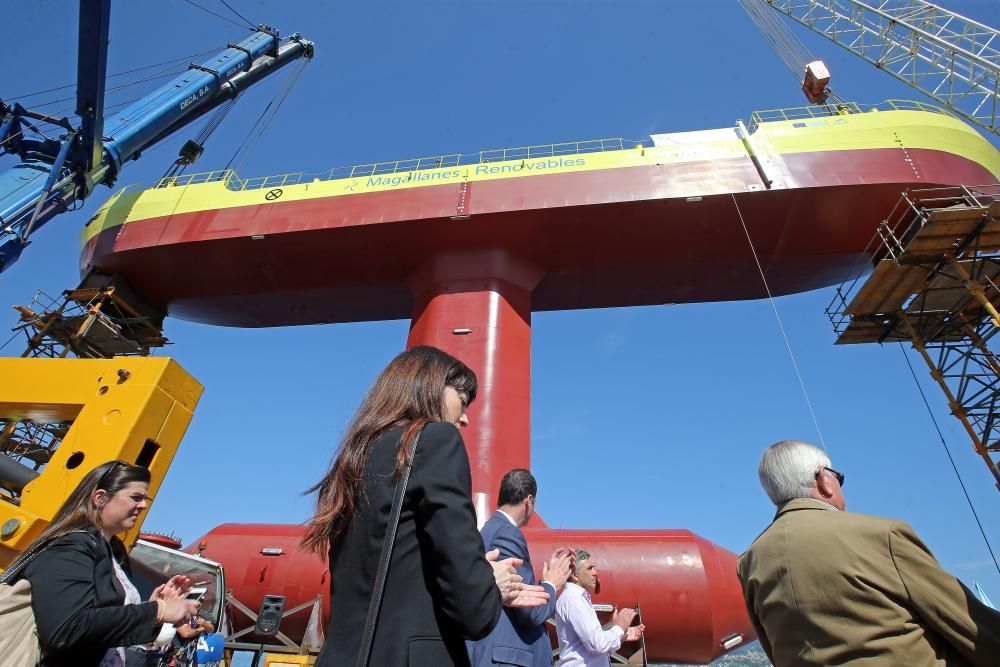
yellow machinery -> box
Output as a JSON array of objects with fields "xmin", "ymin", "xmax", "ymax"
[
  {"xmin": 0, "ymin": 356, "xmax": 203, "ymax": 567},
  {"xmin": 261, "ymin": 655, "xmax": 314, "ymax": 666}
]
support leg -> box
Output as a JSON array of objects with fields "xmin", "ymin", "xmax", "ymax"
[{"xmin": 406, "ymin": 250, "xmax": 542, "ymax": 518}]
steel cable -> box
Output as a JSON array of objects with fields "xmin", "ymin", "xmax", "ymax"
[
  {"xmin": 226, "ymin": 57, "xmax": 309, "ymax": 174},
  {"xmin": 181, "ymin": 0, "xmax": 254, "ymax": 30},
  {"xmin": 6, "ymin": 47, "xmax": 226, "ymax": 102},
  {"xmin": 219, "ymin": 0, "xmax": 257, "ymax": 30},
  {"xmin": 731, "ymin": 193, "xmax": 830, "ymax": 452},
  {"xmin": 897, "ymin": 343, "xmax": 1000, "ymax": 576}
]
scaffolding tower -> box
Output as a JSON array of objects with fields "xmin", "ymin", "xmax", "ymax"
[
  {"xmin": 828, "ymin": 184, "xmax": 1000, "ymax": 491},
  {"xmin": 12, "ymin": 286, "xmax": 167, "ymax": 359},
  {"xmin": 0, "ymin": 285, "xmax": 168, "ymax": 489}
]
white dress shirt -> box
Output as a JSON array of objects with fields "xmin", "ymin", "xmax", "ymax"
[
  {"xmin": 497, "ymin": 509, "xmax": 519, "ymax": 526},
  {"xmin": 555, "ymin": 582, "xmax": 623, "ymax": 666}
]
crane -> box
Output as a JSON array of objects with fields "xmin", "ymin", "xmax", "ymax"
[
  {"xmin": 758, "ymin": 0, "xmax": 999, "ymax": 138},
  {"xmin": 0, "ymin": 0, "xmax": 314, "ymax": 273},
  {"xmin": 747, "ymin": 2, "xmax": 1000, "ymax": 496}
]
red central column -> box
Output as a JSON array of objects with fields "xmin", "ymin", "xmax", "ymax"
[{"xmin": 406, "ymin": 249, "xmax": 543, "ymax": 521}]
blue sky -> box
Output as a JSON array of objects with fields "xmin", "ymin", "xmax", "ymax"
[{"xmin": 2, "ymin": 0, "xmax": 999, "ymax": 608}]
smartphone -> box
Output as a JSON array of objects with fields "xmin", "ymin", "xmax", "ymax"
[{"xmin": 185, "ymin": 587, "xmax": 207, "ymax": 602}]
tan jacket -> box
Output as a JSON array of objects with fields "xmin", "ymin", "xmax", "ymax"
[{"xmin": 737, "ymin": 498, "xmax": 1000, "ymax": 666}]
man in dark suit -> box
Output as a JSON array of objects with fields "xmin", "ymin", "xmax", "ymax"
[
  {"xmin": 469, "ymin": 469, "xmax": 573, "ymax": 667},
  {"xmin": 738, "ymin": 439, "xmax": 1000, "ymax": 666}
]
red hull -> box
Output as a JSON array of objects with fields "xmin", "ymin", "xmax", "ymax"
[
  {"xmin": 190, "ymin": 523, "xmax": 754, "ymax": 664},
  {"xmin": 82, "ymin": 148, "xmax": 996, "ymax": 327}
]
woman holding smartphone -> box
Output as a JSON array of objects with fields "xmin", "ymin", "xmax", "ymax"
[{"xmin": 15, "ymin": 460, "xmax": 200, "ymax": 667}]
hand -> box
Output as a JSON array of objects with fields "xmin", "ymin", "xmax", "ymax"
[
  {"xmin": 149, "ymin": 575, "xmax": 192, "ymax": 602},
  {"xmin": 624, "ymin": 624, "xmax": 645, "ymax": 642},
  {"xmin": 503, "ymin": 583, "xmax": 550, "ymax": 608},
  {"xmin": 612, "ymin": 607, "xmax": 637, "ymax": 632},
  {"xmin": 175, "ymin": 621, "xmax": 202, "ymax": 640},
  {"xmin": 161, "ymin": 597, "xmax": 201, "ymax": 626},
  {"xmin": 485, "ymin": 549, "xmax": 550, "ymax": 607},
  {"xmin": 541, "ymin": 547, "xmax": 574, "ymax": 594},
  {"xmin": 486, "ymin": 549, "xmax": 523, "ymax": 600}
]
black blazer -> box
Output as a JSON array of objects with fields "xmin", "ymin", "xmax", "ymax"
[
  {"xmin": 21, "ymin": 527, "xmax": 160, "ymax": 667},
  {"xmin": 317, "ymin": 422, "xmax": 502, "ymax": 667}
]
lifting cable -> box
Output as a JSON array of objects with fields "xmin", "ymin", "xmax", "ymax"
[
  {"xmin": 180, "ymin": 0, "xmax": 255, "ymax": 31},
  {"xmin": 218, "ymin": 0, "xmax": 257, "ymax": 30},
  {"xmin": 162, "ymin": 97, "xmax": 239, "ymax": 180},
  {"xmin": 739, "ymin": 0, "xmax": 813, "ymax": 82},
  {"xmin": 0, "ymin": 328, "xmax": 23, "ymax": 353},
  {"xmin": 6, "ymin": 46, "xmax": 227, "ymax": 103},
  {"xmin": 897, "ymin": 343, "xmax": 1000, "ymax": 576},
  {"xmin": 32, "ymin": 67, "xmax": 204, "ymax": 111},
  {"xmin": 225, "ymin": 56, "xmax": 309, "ymax": 174},
  {"xmin": 738, "ymin": 0, "xmax": 846, "ymax": 105},
  {"xmin": 1, "ymin": 45, "xmax": 231, "ymax": 151},
  {"xmin": 731, "ymin": 193, "xmax": 830, "ymax": 452}
]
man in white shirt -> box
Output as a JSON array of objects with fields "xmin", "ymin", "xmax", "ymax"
[{"xmin": 554, "ymin": 550, "xmax": 644, "ymax": 666}]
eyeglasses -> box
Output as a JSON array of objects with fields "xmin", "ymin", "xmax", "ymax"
[
  {"xmin": 815, "ymin": 466, "xmax": 845, "ymax": 487},
  {"xmin": 96, "ymin": 460, "xmax": 129, "ymax": 490}
]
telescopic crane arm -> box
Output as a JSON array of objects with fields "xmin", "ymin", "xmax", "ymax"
[
  {"xmin": 762, "ymin": 0, "xmax": 999, "ymax": 137},
  {"xmin": 0, "ymin": 0, "xmax": 314, "ymax": 273}
]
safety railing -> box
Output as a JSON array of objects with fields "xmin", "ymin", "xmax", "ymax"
[
  {"xmin": 153, "ymin": 137, "xmax": 647, "ymax": 192},
  {"xmin": 154, "ymin": 100, "xmax": 949, "ymax": 190},
  {"xmin": 869, "ymin": 183, "xmax": 1000, "ymax": 265},
  {"xmin": 825, "ymin": 183, "xmax": 1000, "ymax": 337},
  {"xmin": 747, "ymin": 99, "xmax": 951, "ymax": 133},
  {"xmin": 155, "ymin": 169, "xmax": 241, "ymax": 189}
]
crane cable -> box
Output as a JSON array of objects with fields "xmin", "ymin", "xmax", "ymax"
[
  {"xmin": 739, "ymin": 0, "xmax": 846, "ymax": 105},
  {"xmin": 6, "ymin": 46, "xmax": 229, "ymax": 103},
  {"xmin": 897, "ymin": 343, "xmax": 1000, "ymax": 576},
  {"xmin": 1, "ymin": 45, "xmax": 234, "ymax": 151},
  {"xmin": 739, "ymin": 0, "xmax": 813, "ymax": 81},
  {"xmin": 180, "ymin": 0, "xmax": 254, "ymax": 31},
  {"xmin": 731, "ymin": 193, "xmax": 830, "ymax": 452},
  {"xmin": 161, "ymin": 97, "xmax": 239, "ymax": 181},
  {"xmin": 218, "ymin": 0, "xmax": 257, "ymax": 30},
  {"xmin": 225, "ymin": 56, "xmax": 309, "ymax": 174}
]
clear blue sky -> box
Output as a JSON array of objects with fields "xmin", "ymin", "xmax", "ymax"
[{"xmin": 2, "ymin": 0, "xmax": 999, "ymax": 607}]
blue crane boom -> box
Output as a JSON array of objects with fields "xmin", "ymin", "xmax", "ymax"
[{"xmin": 0, "ymin": 1, "xmax": 314, "ymax": 273}]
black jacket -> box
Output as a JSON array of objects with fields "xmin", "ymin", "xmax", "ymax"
[
  {"xmin": 21, "ymin": 527, "xmax": 160, "ymax": 667},
  {"xmin": 317, "ymin": 422, "xmax": 502, "ymax": 667}
]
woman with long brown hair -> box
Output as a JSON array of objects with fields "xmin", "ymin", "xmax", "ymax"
[
  {"xmin": 11, "ymin": 460, "xmax": 200, "ymax": 667},
  {"xmin": 304, "ymin": 345, "xmax": 547, "ymax": 666}
]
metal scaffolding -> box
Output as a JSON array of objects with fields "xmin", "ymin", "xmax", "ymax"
[
  {"xmin": 0, "ymin": 285, "xmax": 168, "ymax": 487},
  {"xmin": 828, "ymin": 184, "xmax": 1000, "ymax": 490},
  {"xmin": 11, "ymin": 286, "xmax": 167, "ymax": 359}
]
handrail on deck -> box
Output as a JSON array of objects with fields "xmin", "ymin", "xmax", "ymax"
[
  {"xmin": 747, "ymin": 99, "xmax": 949, "ymax": 134},
  {"xmin": 154, "ymin": 99, "xmax": 948, "ymax": 190},
  {"xmin": 154, "ymin": 137, "xmax": 645, "ymax": 192}
]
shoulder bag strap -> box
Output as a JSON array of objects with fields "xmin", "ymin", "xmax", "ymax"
[
  {"xmin": 0, "ymin": 539, "xmax": 51, "ymax": 585},
  {"xmin": 355, "ymin": 428, "xmax": 422, "ymax": 667},
  {"xmin": 0, "ymin": 529, "xmax": 94, "ymax": 585}
]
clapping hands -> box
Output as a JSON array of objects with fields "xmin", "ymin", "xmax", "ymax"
[
  {"xmin": 541, "ymin": 547, "xmax": 575, "ymax": 593},
  {"xmin": 485, "ymin": 549, "xmax": 550, "ymax": 608},
  {"xmin": 612, "ymin": 606, "xmax": 645, "ymax": 641}
]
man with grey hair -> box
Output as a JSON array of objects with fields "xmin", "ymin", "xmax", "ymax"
[
  {"xmin": 554, "ymin": 549, "xmax": 644, "ymax": 666},
  {"xmin": 738, "ymin": 439, "xmax": 1000, "ymax": 666}
]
